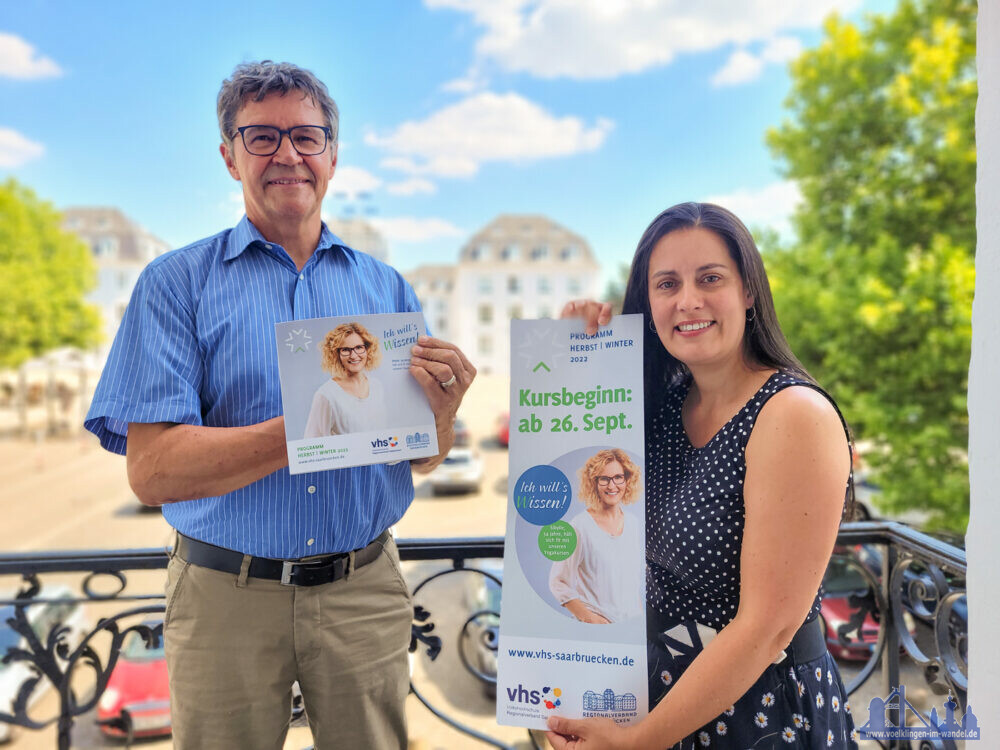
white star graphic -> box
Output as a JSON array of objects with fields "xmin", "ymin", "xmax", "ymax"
[{"xmin": 285, "ymin": 328, "xmax": 312, "ymax": 353}]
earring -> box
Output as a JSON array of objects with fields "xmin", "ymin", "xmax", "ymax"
[
  {"xmin": 648, "ymin": 319, "xmax": 657, "ymax": 333},
  {"xmin": 746, "ymin": 307, "xmax": 757, "ymax": 322}
]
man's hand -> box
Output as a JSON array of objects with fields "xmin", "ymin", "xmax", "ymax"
[
  {"xmin": 409, "ymin": 335, "xmax": 476, "ymax": 473},
  {"xmin": 546, "ymin": 716, "xmax": 642, "ymax": 750},
  {"xmin": 559, "ymin": 300, "xmax": 613, "ymax": 335}
]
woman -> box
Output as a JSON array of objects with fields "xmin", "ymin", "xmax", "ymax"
[
  {"xmin": 303, "ymin": 322, "xmax": 388, "ymax": 437},
  {"xmin": 549, "ymin": 449, "xmax": 644, "ymax": 624},
  {"xmin": 550, "ymin": 203, "xmax": 858, "ymax": 749}
]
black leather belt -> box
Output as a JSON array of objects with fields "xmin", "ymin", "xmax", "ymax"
[
  {"xmin": 783, "ymin": 616, "xmax": 827, "ymax": 665},
  {"xmin": 175, "ymin": 530, "xmax": 389, "ymax": 587}
]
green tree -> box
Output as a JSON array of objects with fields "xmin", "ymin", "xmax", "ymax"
[
  {"xmin": 0, "ymin": 179, "xmax": 102, "ymax": 368},
  {"xmin": 603, "ymin": 262, "xmax": 631, "ymax": 313},
  {"xmin": 766, "ymin": 0, "xmax": 976, "ymax": 532}
]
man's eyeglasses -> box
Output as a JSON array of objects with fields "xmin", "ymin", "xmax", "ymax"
[
  {"xmin": 234, "ymin": 125, "xmax": 331, "ymax": 156},
  {"xmin": 596, "ymin": 474, "xmax": 627, "ymax": 487},
  {"xmin": 338, "ymin": 344, "xmax": 368, "ymax": 357}
]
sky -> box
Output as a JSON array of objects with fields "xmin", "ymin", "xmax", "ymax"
[{"xmin": 1, "ymin": 0, "xmax": 897, "ymax": 281}]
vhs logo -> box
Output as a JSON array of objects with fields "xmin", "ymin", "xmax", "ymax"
[
  {"xmin": 506, "ymin": 684, "xmax": 562, "ymax": 709},
  {"xmin": 371, "ymin": 436, "xmax": 400, "ymax": 451}
]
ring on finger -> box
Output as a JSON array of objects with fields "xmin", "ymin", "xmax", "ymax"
[{"xmin": 439, "ymin": 374, "xmax": 457, "ymax": 389}]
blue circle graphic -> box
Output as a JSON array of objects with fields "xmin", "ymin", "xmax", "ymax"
[{"xmin": 512, "ymin": 465, "xmax": 572, "ymax": 526}]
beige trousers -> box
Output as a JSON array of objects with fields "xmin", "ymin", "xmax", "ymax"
[{"xmin": 163, "ymin": 535, "xmax": 412, "ymax": 750}]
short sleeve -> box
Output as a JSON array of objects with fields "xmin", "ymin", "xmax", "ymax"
[{"xmin": 84, "ymin": 262, "xmax": 204, "ymax": 454}]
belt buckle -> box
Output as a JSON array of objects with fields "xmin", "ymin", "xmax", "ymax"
[{"xmin": 280, "ymin": 560, "xmax": 296, "ymax": 586}]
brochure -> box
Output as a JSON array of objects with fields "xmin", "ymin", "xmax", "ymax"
[
  {"xmin": 275, "ymin": 312, "xmax": 439, "ymax": 474},
  {"xmin": 497, "ymin": 314, "xmax": 648, "ymax": 729}
]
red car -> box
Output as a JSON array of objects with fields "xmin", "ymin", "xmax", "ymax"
[
  {"xmin": 820, "ymin": 546, "xmax": 914, "ymax": 662},
  {"xmin": 496, "ymin": 412, "xmax": 510, "ymax": 447},
  {"xmin": 97, "ymin": 623, "xmax": 171, "ymax": 738}
]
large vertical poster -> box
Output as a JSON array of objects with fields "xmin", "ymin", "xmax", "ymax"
[{"xmin": 497, "ymin": 315, "xmax": 647, "ymax": 730}]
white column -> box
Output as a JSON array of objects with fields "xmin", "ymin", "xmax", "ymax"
[{"xmin": 968, "ymin": 0, "xmax": 999, "ymax": 715}]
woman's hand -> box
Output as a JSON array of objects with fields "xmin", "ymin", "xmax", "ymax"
[
  {"xmin": 560, "ymin": 299, "xmax": 612, "ymax": 335},
  {"xmin": 563, "ymin": 599, "xmax": 611, "ymax": 624},
  {"xmin": 546, "ymin": 716, "xmax": 641, "ymax": 750}
]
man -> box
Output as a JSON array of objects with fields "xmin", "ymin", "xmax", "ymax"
[{"xmin": 85, "ymin": 61, "xmax": 474, "ymax": 750}]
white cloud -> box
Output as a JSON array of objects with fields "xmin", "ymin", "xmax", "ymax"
[
  {"xmin": 369, "ymin": 216, "xmax": 464, "ymax": 243},
  {"xmin": 702, "ymin": 180, "xmax": 802, "ymax": 236},
  {"xmin": 366, "ymin": 91, "xmax": 614, "ymax": 178},
  {"xmin": 711, "ymin": 50, "xmax": 764, "ymax": 86},
  {"xmin": 427, "ymin": 0, "xmax": 856, "ymax": 80},
  {"xmin": 387, "ymin": 178, "xmax": 437, "ymax": 196},
  {"xmin": 761, "ymin": 35, "xmax": 804, "ymax": 63},
  {"xmin": 0, "ymin": 127, "xmax": 44, "ymax": 167},
  {"xmin": 711, "ymin": 35, "xmax": 805, "ymax": 87},
  {"xmin": 328, "ymin": 165, "xmax": 382, "ymax": 199},
  {"xmin": 0, "ymin": 32, "xmax": 62, "ymax": 79}
]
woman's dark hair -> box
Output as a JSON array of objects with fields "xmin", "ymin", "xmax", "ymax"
[
  {"xmin": 622, "ymin": 201, "xmax": 856, "ymax": 517},
  {"xmin": 621, "ymin": 201, "xmax": 814, "ymax": 405}
]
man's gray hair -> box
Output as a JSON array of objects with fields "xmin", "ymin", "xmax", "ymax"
[{"xmin": 217, "ymin": 60, "xmax": 340, "ymax": 146}]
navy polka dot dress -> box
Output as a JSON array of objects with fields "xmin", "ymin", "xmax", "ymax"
[{"xmin": 646, "ymin": 371, "xmax": 859, "ymax": 749}]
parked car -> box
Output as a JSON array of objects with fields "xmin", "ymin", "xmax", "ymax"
[
  {"xmin": 453, "ymin": 417, "xmax": 471, "ymax": 448},
  {"xmin": 461, "ymin": 563, "xmax": 502, "ymax": 698},
  {"xmin": 820, "ymin": 553, "xmax": 882, "ymax": 661},
  {"xmin": 821, "ymin": 545, "xmax": 918, "ymax": 662},
  {"xmin": 496, "ymin": 413, "xmax": 510, "ymax": 448},
  {"xmin": 427, "ymin": 448, "xmax": 484, "ymax": 495},
  {"xmin": 0, "ymin": 586, "xmax": 88, "ymax": 744},
  {"xmin": 96, "ymin": 621, "xmax": 171, "ymax": 739}
]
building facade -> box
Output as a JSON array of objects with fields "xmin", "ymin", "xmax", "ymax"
[
  {"xmin": 327, "ymin": 217, "xmax": 389, "ymax": 264},
  {"xmin": 62, "ymin": 208, "xmax": 170, "ymax": 359},
  {"xmin": 406, "ymin": 215, "xmax": 601, "ymax": 375}
]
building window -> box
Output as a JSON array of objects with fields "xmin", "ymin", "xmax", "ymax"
[
  {"xmin": 478, "ymin": 335, "xmax": 493, "ymax": 355},
  {"xmin": 507, "ymin": 276, "xmax": 520, "ymax": 293},
  {"xmin": 501, "ymin": 244, "xmax": 519, "ymax": 261},
  {"xmin": 537, "ymin": 277, "xmax": 550, "ymax": 294},
  {"xmin": 478, "ymin": 305, "xmax": 493, "ymax": 324},
  {"xmin": 568, "ymin": 277, "xmax": 582, "ymax": 294},
  {"xmin": 468, "ymin": 244, "xmax": 486, "ymax": 260},
  {"xmin": 478, "ymin": 277, "xmax": 493, "ymax": 294},
  {"xmin": 538, "ymin": 306, "xmax": 552, "ymax": 318},
  {"xmin": 561, "ymin": 245, "xmax": 579, "ymax": 260},
  {"xmin": 437, "ymin": 317, "xmax": 447, "ymax": 334},
  {"xmin": 509, "ymin": 305, "xmax": 523, "ymax": 319},
  {"xmin": 531, "ymin": 245, "xmax": 549, "ymax": 261}
]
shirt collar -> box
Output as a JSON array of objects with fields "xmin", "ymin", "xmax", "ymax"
[{"xmin": 224, "ymin": 215, "xmax": 356, "ymax": 265}]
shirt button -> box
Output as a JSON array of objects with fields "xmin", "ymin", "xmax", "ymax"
[
  {"xmin": 307, "ymin": 538, "xmax": 315, "ymax": 546},
  {"xmin": 299, "ymin": 273, "xmax": 305, "ymax": 280},
  {"xmin": 307, "ymin": 485, "xmax": 316, "ymax": 494},
  {"xmin": 265, "ymin": 244, "xmax": 272, "ymax": 250}
]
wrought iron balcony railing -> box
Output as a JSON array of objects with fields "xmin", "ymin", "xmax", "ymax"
[{"xmin": 0, "ymin": 521, "xmax": 967, "ymax": 749}]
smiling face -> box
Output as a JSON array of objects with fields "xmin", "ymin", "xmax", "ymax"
[
  {"xmin": 220, "ymin": 90, "xmax": 336, "ymax": 239},
  {"xmin": 594, "ymin": 460, "xmax": 627, "ymax": 509},
  {"xmin": 338, "ymin": 332, "xmax": 368, "ymax": 375},
  {"xmin": 647, "ymin": 227, "xmax": 753, "ymax": 372}
]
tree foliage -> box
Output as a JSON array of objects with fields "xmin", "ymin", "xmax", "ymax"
[
  {"xmin": 0, "ymin": 179, "xmax": 102, "ymax": 368},
  {"xmin": 766, "ymin": 0, "xmax": 976, "ymax": 532}
]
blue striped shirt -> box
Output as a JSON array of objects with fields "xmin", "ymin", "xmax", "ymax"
[{"xmin": 85, "ymin": 216, "xmax": 422, "ymax": 558}]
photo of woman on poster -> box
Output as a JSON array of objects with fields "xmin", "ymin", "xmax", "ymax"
[
  {"xmin": 303, "ymin": 322, "xmax": 388, "ymax": 437},
  {"xmin": 549, "ymin": 448, "xmax": 644, "ymax": 624}
]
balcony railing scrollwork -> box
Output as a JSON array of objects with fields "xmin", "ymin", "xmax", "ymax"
[{"xmin": 0, "ymin": 522, "xmax": 966, "ymax": 749}]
